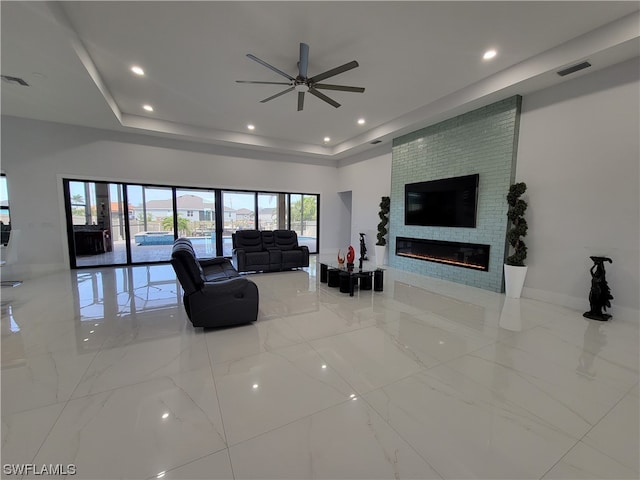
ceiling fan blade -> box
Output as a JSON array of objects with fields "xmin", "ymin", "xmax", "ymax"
[
  {"xmin": 297, "ymin": 91, "xmax": 305, "ymax": 111},
  {"xmin": 260, "ymin": 87, "xmax": 295, "ymax": 103},
  {"xmin": 313, "ymin": 83, "xmax": 365, "ymax": 93},
  {"xmin": 308, "ymin": 88, "xmax": 341, "ymax": 108},
  {"xmin": 246, "ymin": 54, "xmax": 295, "ymax": 81},
  {"xmin": 298, "ymin": 43, "xmax": 309, "ymax": 78},
  {"xmin": 236, "ymin": 80, "xmax": 292, "ymax": 85},
  {"xmin": 309, "ymin": 60, "xmax": 359, "ymax": 83}
]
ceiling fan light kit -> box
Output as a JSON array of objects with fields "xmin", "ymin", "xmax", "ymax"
[{"xmin": 236, "ymin": 42, "xmax": 365, "ymax": 111}]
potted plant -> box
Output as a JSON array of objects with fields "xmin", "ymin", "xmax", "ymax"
[
  {"xmin": 375, "ymin": 196, "xmax": 390, "ymax": 266},
  {"xmin": 504, "ymin": 182, "xmax": 528, "ymax": 298}
]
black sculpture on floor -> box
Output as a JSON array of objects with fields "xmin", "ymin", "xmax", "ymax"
[
  {"xmin": 359, "ymin": 233, "xmax": 368, "ymax": 261},
  {"xmin": 583, "ymin": 256, "xmax": 613, "ymax": 321}
]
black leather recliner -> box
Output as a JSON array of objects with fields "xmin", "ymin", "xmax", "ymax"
[{"xmin": 171, "ymin": 238, "xmax": 259, "ymax": 327}]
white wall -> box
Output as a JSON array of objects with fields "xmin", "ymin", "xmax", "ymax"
[
  {"xmin": 517, "ymin": 58, "xmax": 639, "ymax": 320},
  {"xmin": 337, "ymin": 151, "xmax": 392, "ymax": 260},
  {"xmin": 335, "ymin": 191, "xmax": 353, "ymax": 251},
  {"xmin": 0, "ymin": 117, "xmax": 342, "ymax": 277}
]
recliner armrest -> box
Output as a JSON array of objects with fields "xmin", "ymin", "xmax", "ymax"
[
  {"xmin": 200, "ymin": 277, "xmax": 252, "ymax": 296},
  {"xmin": 198, "ymin": 257, "xmax": 229, "ymax": 268}
]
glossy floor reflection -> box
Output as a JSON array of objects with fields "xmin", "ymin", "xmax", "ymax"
[{"xmin": 1, "ymin": 259, "xmax": 638, "ymax": 479}]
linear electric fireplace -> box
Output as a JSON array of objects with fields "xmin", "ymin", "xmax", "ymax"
[{"xmin": 396, "ymin": 237, "xmax": 490, "ymax": 271}]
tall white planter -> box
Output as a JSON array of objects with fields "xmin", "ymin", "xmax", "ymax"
[
  {"xmin": 374, "ymin": 245, "xmax": 386, "ymax": 267},
  {"xmin": 504, "ymin": 264, "xmax": 528, "ymax": 299}
]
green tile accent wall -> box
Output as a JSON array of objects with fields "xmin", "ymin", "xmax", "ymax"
[{"xmin": 390, "ymin": 96, "xmax": 522, "ymax": 292}]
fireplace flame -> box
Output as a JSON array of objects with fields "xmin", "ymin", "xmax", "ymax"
[{"xmin": 397, "ymin": 252, "xmax": 486, "ymax": 271}]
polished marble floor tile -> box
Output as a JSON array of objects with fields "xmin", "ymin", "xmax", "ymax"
[
  {"xmin": 364, "ymin": 368, "xmax": 580, "ymax": 479},
  {"xmin": 284, "ymin": 303, "xmax": 380, "ymax": 342},
  {"xmin": 1, "ymin": 402, "xmax": 65, "ymax": 465},
  {"xmin": 71, "ymin": 334, "xmax": 210, "ymax": 398},
  {"xmin": 149, "ymin": 449, "xmax": 234, "ymax": 480},
  {"xmin": 542, "ymin": 439, "xmax": 639, "ymax": 479},
  {"xmin": 499, "ymin": 324, "xmax": 639, "ymax": 392},
  {"xmin": 229, "ymin": 398, "xmax": 442, "ymax": 479},
  {"xmin": 33, "ymin": 372, "xmax": 227, "ymax": 480},
  {"xmin": 1, "ymin": 347, "xmax": 97, "ymax": 415},
  {"xmin": 581, "ymin": 390, "xmax": 640, "ymax": 473},
  {"xmin": 2, "ymin": 258, "xmax": 638, "ymax": 479},
  {"xmin": 212, "ymin": 342, "xmax": 355, "ymax": 446},
  {"xmin": 310, "ymin": 325, "xmax": 427, "ymax": 394},
  {"xmin": 205, "ymin": 316, "xmax": 306, "ymax": 365},
  {"xmin": 460, "ymin": 342, "xmax": 632, "ymax": 428}
]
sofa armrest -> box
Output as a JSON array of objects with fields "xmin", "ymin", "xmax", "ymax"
[
  {"xmin": 231, "ymin": 248, "xmax": 247, "ymax": 271},
  {"xmin": 298, "ymin": 245, "xmax": 310, "ymax": 266}
]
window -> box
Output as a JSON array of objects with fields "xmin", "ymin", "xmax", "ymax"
[
  {"xmin": 63, "ymin": 178, "xmax": 320, "ymax": 268},
  {"xmin": 1, "ymin": 174, "xmax": 11, "ymax": 245}
]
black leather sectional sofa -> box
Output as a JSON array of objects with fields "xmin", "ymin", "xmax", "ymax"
[
  {"xmin": 171, "ymin": 238, "xmax": 259, "ymax": 328},
  {"xmin": 232, "ymin": 229, "xmax": 310, "ymax": 273}
]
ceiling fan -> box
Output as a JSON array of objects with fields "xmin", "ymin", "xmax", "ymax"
[{"xmin": 236, "ymin": 42, "xmax": 365, "ymax": 111}]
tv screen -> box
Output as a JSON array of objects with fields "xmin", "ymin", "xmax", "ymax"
[{"xmin": 405, "ymin": 174, "xmax": 479, "ymax": 227}]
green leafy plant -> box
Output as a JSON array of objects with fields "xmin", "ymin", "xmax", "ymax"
[
  {"xmin": 505, "ymin": 182, "xmax": 528, "ymax": 266},
  {"xmin": 376, "ymin": 196, "xmax": 390, "ymax": 246},
  {"xmin": 162, "ymin": 215, "xmax": 191, "ymax": 236}
]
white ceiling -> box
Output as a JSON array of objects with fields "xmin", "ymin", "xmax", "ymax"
[{"xmin": 1, "ymin": 1, "xmax": 638, "ymax": 162}]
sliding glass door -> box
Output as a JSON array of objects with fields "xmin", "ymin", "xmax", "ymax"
[
  {"xmin": 127, "ymin": 185, "xmax": 175, "ymax": 263},
  {"xmin": 67, "ymin": 180, "xmax": 127, "ymax": 267},
  {"xmin": 175, "ymin": 188, "xmax": 217, "ymax": 257},
  {"xmin": 290, "ymin": 194, "xmax": 318, "ymax": 252},
  {"xmin": 221, "ymin": 191, "xmax": 255, "ymax": 256}
]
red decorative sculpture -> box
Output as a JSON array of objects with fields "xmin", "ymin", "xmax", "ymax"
[
  {"xmin": 346, "ymin": 245, "xmax": 355, "ymax": 264},
  {"xmin": 337, "ymin": 249, "xmax": 345, "ymax": 265}
]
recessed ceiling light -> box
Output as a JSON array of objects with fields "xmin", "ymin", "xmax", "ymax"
[
  {"xmin": 323, "ymin": 136, "xmax": 331, "ymax": 143},
  {"xmin": 247, "ymin": 124, "xmax": 255, "ymax": 130},
  {"xmin": 483, "ymin": 49, "xmax": 497, "ymax": 60},
  {"xmin": 131, "ymin": 65, "xmax": 145, "ymax": 76},
  {"xmin": 357, "ymin": 118, "xmax": 365, "ymax": 125},
  {"xmin": 143, "ymin": 104, "xmax": 154, "ymax": 112}
]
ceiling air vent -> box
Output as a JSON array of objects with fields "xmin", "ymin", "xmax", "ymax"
[
  {"xmin": 370, "ymin": 139, "xmax": 382, "ymax": 145},
  {"xmin": 557, "ymin": 61, "xmax": 591, "ymax": 77},
  {"xmin": 1, "ymin": 75, "xmax": 29, "ymax": 86}
]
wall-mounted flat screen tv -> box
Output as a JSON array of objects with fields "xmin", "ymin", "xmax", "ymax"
[{"xmin": 405, "ymin": 174, "xmax": 479, "ymax": 228}]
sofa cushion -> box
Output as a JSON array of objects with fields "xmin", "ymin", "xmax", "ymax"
[
  {"xmin": 274, "ymin": 230, "xmax": 299, "ymax": 251},
  {"xmin": 234, "ymin": 230, "xmax": 264, "ymax": 252}
]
